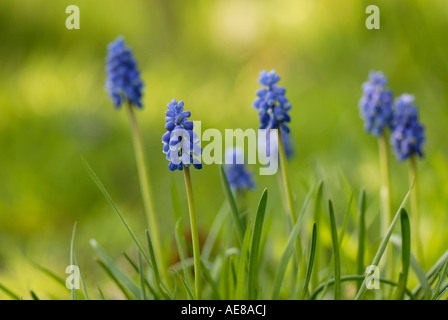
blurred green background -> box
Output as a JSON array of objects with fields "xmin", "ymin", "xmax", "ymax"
[{"xmin": 1, "ymin": 0, "xmax": 447, "ymax": 298}]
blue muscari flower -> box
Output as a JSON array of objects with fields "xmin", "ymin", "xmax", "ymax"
[
  {"xmin": 359, "ymin": 71, "xmax": 394, "ymax": 136},
  {"xmin": 224, "ymin": 148, "xmax": 255, "ymax": 192},
  {"xmin": 390, "ymin": 94, "xmax": 425, "ymax": 161},
  {"xmin": 253, "ymin": 70, "xmax": 292, "ymax": 133},
  {"xmin": 162, "ymin": 99, "xmax": 202, "ymax": 171},
  {"xmin": 105, "ymin": 36, "xmax": 144, "ymax": 108}
]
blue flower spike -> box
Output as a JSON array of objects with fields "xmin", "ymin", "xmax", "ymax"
[
  {"xmin": 253, "ymin": 70, "xmax": 292, "ymax": 133},
  {"xmin": 105, "ymin": 36, "xmax": 144, "ymax": 108},
  {"xmin": 224, "ymin": 147, "xmax": 255, "ymax": 192},
  {"xmin": 359, "ymin": 71, "xmax": 394, "ymax": 136},
  {"xmin": 162, "ymin": 99, "xmax": 202, "ymax": 171},
  {"xmin": 390, "ymin": 94, "xmax": 425, "ymax": 161}
]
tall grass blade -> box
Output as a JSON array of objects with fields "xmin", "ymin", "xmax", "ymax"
[
  {"xmin": 219, "ymin": 165, "xmax": 244, "ymax": 245},
  {"xmin": 395, "ymin": 209, "xmax": 411, "ymax": 300},
  {"xmin": 301, "ymin": 222, "xmax": 317, "ymax": 299},
  {"xmin": 235, "ymin": 221, "xmax": 252, "ymax": 299},
  {"xmin": 248, "ymin": 188, "xmax": 268, "ymax": 299},
  {"xmin": 328, "ymin": 200, "xmax": 341, "ymax": 300},
  {"xmin": 271, "ymin": 187, "xmax": 313, "ymax": 299},
  {"xmin": 432, "ymin": 260, "xmax": 448, "ymax": 300},
  {"xmin": 175, "ymin": 218, "xmax": 192, "ymax": 289},
  {"xmin": 137, "ymin": 252, "xmax": 147, "ymax": 300},
  {"xmin": 357, "ymin": 188, "xmax": 366, "ymax": 289},
  {"xmin": 354, "ymin": 184, "xmax": 414, "ymax": 300}
]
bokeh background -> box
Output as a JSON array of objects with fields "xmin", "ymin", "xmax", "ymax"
[{"xmin": 1, "ymin": 0, "xmax": 447, "ymax": 299}]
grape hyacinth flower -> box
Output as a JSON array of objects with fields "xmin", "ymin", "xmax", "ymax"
[
  {"xmin": 105, "ymin": 36, "xmax": 144, "ymax": 108},
  {"xmin": 162, "ymin": 99, "xmax": 202, "ymax": 171},
  {"xmin": 162, "ymin": 98, "xmax": 202, "ymax": 298},
  {"xmin": 253, "ymin": 70, "xmax": 292, "ymax": 133},
  {"xmin": 391, "ymin": 93, "xmax": 425, "ymax": 262},
  {"xmin": 253, "ymin": 70, "xmax": 300, "ymax": 258},
  {"xmin": 359, "ymin": 71, "xmax": 394, "ymax": 136},
  {"xmin": 390, "ymin": 94, "xmax": 425, "ymax": 161},
  {"xmin": 224, "ymin": 148, "xmax": 255, "ymax": 192},
  {"xmin": 104, "ymin": 36, "xmax": 166, "ymax": 282}
]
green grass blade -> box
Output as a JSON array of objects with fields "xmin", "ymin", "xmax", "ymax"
[
  {"xmin": 169, "ymin": 268, "xmax": 194, "ymax": 300},
  {"xmin": 29, "ymin": 260, "xmax": 66, "ymax": 288},
  {"xmin": 95, "ymin": 258, "xmax": 133, "ymax": 300},
  {"xmin": 82, "ymin": 158, "xmax": 152, "ymax": 268},
  {"xmin": 271, "ymin": 186, "xmax": 313, "ymax": 299},
  {"xmin": 137, "ymin": 252, "xmax": 147, "ymax": 300},
  {"xmin": 301, "ymin": 222, "xmax": 317, "ymax": 299},
  {"xmin": 219, "ymin": 165, "xmax": 244, "ymax": 245},
  {"xmin": 97, "ymin": 286, "xmax": 105, "ymax": 300},
  {"xmin": 70, "ymin": 222, "xmax": 77, "ymax": 300},
  {"xmin": 0, "ymin": 283, "xmax": 20, "ymax": 300},
  {"xmin": 235, "ymin": 221, "xmax": 252, "ymax": 299},
  {"xmin": 248, "ymin": 188, "xmax": 268, "ymax": 299},
  {"xmin": 90, "ymin": 239, "xmax": 140, "ymax": 299},
  {"xmin": 395, "ymin": 209, "xmax": 411, "ymax": 300},
  {"xmin": 30, "ymin": 290, "xmax": 39, "ymax": 300},
  {"xmin": 175, "ymin": 218, "xmax": 192, "ymax": 290},
  {"xmin": 328, "ymin": 200, "xmax": 341, "ymax": 300},
  {"xmin": 435, "ymin": 284, "xmax": 448, "ymax": 300},
  {"xmin": 432, "ymin": 260, "xmax": 448, "ymax": 300},
  {"xmin": 311, "ymin": 180, "xmax": 324, "ymax": 288},
  {"xmin": 354, "ymin": 184, "xmax": 414, "ymax": 300},
  {"xmin": 145, "ymin": 230, "xmax": 172, "ymax": 300},
  {"xmin": 338, "ymin": 192, "xmax": 354, "ymax": 245},
  {"xmin": 201, "ymin": 201, "xmax": 229, "ymax": 261},
  {"xmin": 356, "ymin": 188, "xmax": 366, "ymax": 289},
  {"xmin": 123, "ymin": 252, "xmax": 159, "ymax": 299},
  {"xmin": 390, "ymin": 235, "xmax": 431, "ymax": 299},
  {"xmin": 74, "ymin": 254, "xmax": 88, "ymax": 300}
]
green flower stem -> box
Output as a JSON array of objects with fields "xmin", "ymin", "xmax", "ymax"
[
  {"xmin": 378, "ymin": 134, "xmax": 393, "ymax": 280},
  {"xmin": 409, "ymin": 154, "xmax": 424, "ymax": 265},
  {"xmin": 126, "ymin": 103, "xmax": 166, "ymax": 281},
  {"xmin": 278, "ymin": 131, "xmax": 302, "ymax": 258},
  {"xmin": 183, "ymin": 166, "xmax": 201, "ymax": 300}
]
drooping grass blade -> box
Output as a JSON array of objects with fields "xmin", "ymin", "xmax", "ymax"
[
  {"xmin": 82, "ymin": 158, "xmax": 153, "ymax": 269},
  {"xmin": 30, "ymin": 290, "xmax": 39, "ymax": 300},
  {"xmin": 169, "ymin": 268, "xmax": 194, "ymax": 300},
  {"xmin": 328, "ymin": 200, "xmax": 341, "ymax": 300},
  {"xmin": 248, "ymin": 188, "xmax": 268, "ymax": 299},
  {"xmin": 354, "ymin": 184, "xmax": 414, "ymax": 300},
  {"xmin": 29, "ymin": 260, "xmax": 66, "ymax": 288},
  {"xmin": 219, "ymin": 165, "xmax": 244, "ymax": 245},
  {"xmin": 395, "ymin": 209, "xmax": 411, "ymax": 300},
  {"xmin": 95, "ymin": 258, "xmax": 134, "ymax": 300},
  {"xmin": 301, "ymin": 222, "xmax": 317, "ymax": 299}
]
